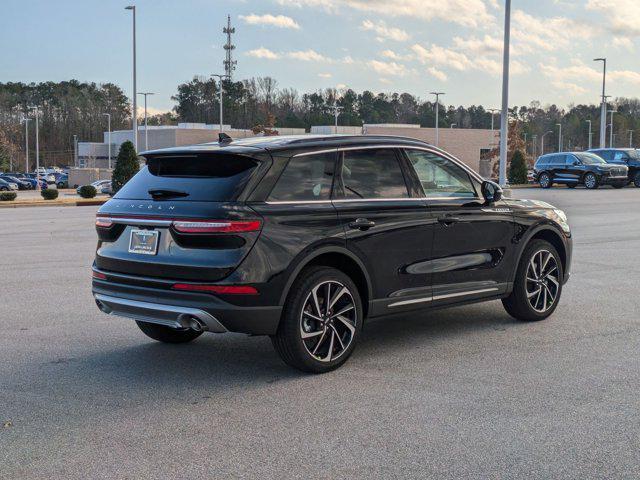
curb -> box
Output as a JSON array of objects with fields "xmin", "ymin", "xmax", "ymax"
[{"xmin": 0, "ymin": 199, "xmax": 107, "ymax": 209}]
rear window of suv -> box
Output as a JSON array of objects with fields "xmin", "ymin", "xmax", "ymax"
[{"xmin": 114, "ymin": 153, "xmax": 260, "ymax": 202}]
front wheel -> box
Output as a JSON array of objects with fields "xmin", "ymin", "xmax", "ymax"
[
  {"xmin": 135, "ymin": 321, "xmax": 203, "ymax": 343},
  {"xmin": 271, "ymin": 267, "xmax": 363, "ymax": 373},
  {"xmin": 502, "ymin": 239, "xmax": 563, "ymax": 322},
  {"xmin": 538, "ymin": 173, "xmax": 552, "ymax": 189},
  {"xmin": 584, "ymin": 172, "xmax": 599, "ymax": 189}
]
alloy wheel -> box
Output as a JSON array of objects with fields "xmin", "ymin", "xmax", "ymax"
[
  {"xmin": 525, "ymin": 249, "xmax": 560, "ymax": 313},
  {"xmin": 585, "ymin": 174, "xmax": 596, "ymax": 189},
  {"xmin": 299, "ymin": 280, "xmax": 357, "ymax": 363},
  {"xmin": 540, "ymin": 174, "xmax": 550, "ymax": 188}
]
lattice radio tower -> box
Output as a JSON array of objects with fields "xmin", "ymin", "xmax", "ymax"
[{"xmin": 223, "ymin": 15, "xmax": 237, "ymax": 80}]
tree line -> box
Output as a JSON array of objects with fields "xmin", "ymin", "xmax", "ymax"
[{"xmin": 2, "ymin": 76, "xmax": 640, "ymax": 170}]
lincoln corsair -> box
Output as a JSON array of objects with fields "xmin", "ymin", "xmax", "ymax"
[
  {"xmin": 92, "ymin": 135, "xmax": 572, "ymax": 373},
  {"xmin": 589, "ymin": 148, "xmax": 640, "ymax": 187}
]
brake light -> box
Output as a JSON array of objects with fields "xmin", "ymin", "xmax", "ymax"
[
  {"xmin": 95, "ymin": 217, "xmax": 113, "ymax": 228},
  {"xmin": 92, "ymin": 271, "xmax": 107, "ymax": 280},
  {"xmin": 172, "ymin": 220, "xmax": 261, "ymax": 234},
  {"xmin": 172, "ymin": 284, "xmax": 259, "ymax": 295}
]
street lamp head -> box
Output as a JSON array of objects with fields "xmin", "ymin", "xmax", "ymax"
[
  {"xmin": 429, "ymin": 92, "xmax": 445, "ymax": 96},
  {"xmin": 593, "ymin": 57, "xmax": 606, "ymax": 62},
  {"xmin": 125, "ymin": 5, "xmax": 135, "ymax": 10}
]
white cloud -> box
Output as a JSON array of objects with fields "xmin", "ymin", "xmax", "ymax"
[
  {"xmin": 380, "ymin": 49, "xmax": 413, "ymax": 61},
  {"xmin": 246, "ymin": 47, "xmax": 281, "ymax": 59},
  {"xmin": 360, "ymin": 20, "xmax": 409, "ymax": 42},
  {"xmin": 367, "ymin": 60, "xmax": 407, "ymax": 77},
  {"xmin": 586, "ymin": 0, "xmax": 640, "ymax": 37},
  {"xmin": 342, "ymin": 55, "xmax": 355, "ymax": 64},
  {"xmin": 452, "ymin": 35, "xmax": 503, "ymax": 56},
  {"xmin": 411, "ymin": 44, "xmax": 471, "ymax": 71},
  {"xmin": 427, "ymin": 67, "xmax": 448, "ymax": 82},
  {"xmin": 612, "ymin": 37, "xmax": 635, "ymax": 51},
  {"xmin": 318, "ymin": 73, "xmax": 333, "ymax": 78},
  {"xmin": 336, "ymin": 83, "xmax": 348, "ymax": 89},
  {"xmin": 512, "ymin": 10, "xmax": 594, "ymax": 53},
  {"xmin": 287, "ymin": 49, "xmax": 330, "ymax": 62},
  {"xmin": 239, "ymin": 13, "xmax": 300, "ymax": 29},
  {"xmin": 275, "ymin": 0, "xmax": 496, "ymax": 28}
]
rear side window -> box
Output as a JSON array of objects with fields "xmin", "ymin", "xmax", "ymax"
[
  {"xmin": 535, "ymin": 156, "xmax": 548, "ymax": 167},
  {"xmin": 114, "ymin": 153, "xmax": 259, "ymax": 202},
  {"xmin": 340, "ymin": 149, "xmax": 409, "ymax": 199},
  {"xmin": 269, "ymin": 152, "xmax": 336, "ymax": 201}
]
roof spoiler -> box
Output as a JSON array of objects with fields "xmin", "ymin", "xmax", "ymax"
[{"xmin": 218, "ymin": 133, "xmax": 233, "ymax": 144}]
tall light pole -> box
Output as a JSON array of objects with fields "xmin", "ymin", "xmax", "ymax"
[
  {"xmin": 329, "ymin": 103, "xmax": 343, "ymax": 134},
  {"xmin": 498, "ymin": 0, "xmax": 512, "ymax": 186},
  {"xmin": 30, "ymin": 106, "xmax": 41, "ymax": 191},
  {"xmin": 608, "ymin": 109, "xmax": 616, "ymax": 148},
  {"xmin": 524, "ymin": 132, "xmax": 528, "ymax": 156},
  {"xmin": 430, "ymin": 91, "xmax": 445, "ymax": 147},
  {"xmin": 73, "ymin": 135, "xmax": 78, "ymax": 167},
  {"xmin": 556, "ymin": 123, "xmax": 562, "ymax": 151},
  {"xmin": 586, "ymin": 119, "xmax": 592, "ymax": 150},
  {"xmin": 532, "ymin": 134, "xmax": 537, "ymax": 159},
  {"xmin": 628, "ymin": 129, "xmax": 634, "ymax": 148},
  {"xmin": 594, "ymin": 58, "xmax": 607, "ymax": 148},
  {"xmin": 541, "ymin": 130, "xmax": 552, "ymax": 155},
  {"xmin": 212, "ymin": 74, "xmax": 226, "ymax": 132},
  {"xmin": 125, "ymin": 6, "xmax": 138, "ymax": 152},
  {"xmin": 102, "ymin": 113, "xmax": 112, "ymax": 169},
  {"xmin": 488, "ymin": 108, "xmax": 499, "ymax": 130},
  {"xmin": 450, "ymin": 123, "xmax": 456, "ymax": 129},
  {"xmin": 137, "ymin": 92, "xmax": 155, "ymax": 151},
  {"xmin": 23, "ymin": 117, "xmax": 31, "ymax": 173}
]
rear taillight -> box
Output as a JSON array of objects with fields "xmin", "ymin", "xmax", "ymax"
[
  {"xmin": 172, "ymin": 220, "xmax": 261, "ymax": 234},
  {"xmin": 172, "ymin": 284, "xmax": 259, "ymax": 295},
  {"xmin": 92, "ymin": 271, "xmax": 107, "ymax": 280},
  {"xmin": 95, "ymin": 217, "xmax": 113, "ymax": 228}
]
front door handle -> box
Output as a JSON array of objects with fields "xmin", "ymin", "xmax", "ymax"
[
  {"xmin": 437, "ymin": 215, "xmax": 460, "ymax": 226},
  {"xmin": 349, "ymin": 218, "xmax": 376, "ymax": 230}
]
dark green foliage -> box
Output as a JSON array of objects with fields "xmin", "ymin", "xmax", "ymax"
[
  {"xmin": 509, "ymin": 150, "xmax": 528, "ymax": 185},
  {"xmin": 79, "ymin": 185, "xmax": 97, "ymax": 198},
  {"xmin": 41, "ymin": 189, "xmax": 59, "ymax": 200},
  {"xmin": 111, "ymin": 141, "xmax": 139, "ymax": 194},
  {"xmin": 0, "ymin": 191, "xmax": 17, "ymax": 201}
]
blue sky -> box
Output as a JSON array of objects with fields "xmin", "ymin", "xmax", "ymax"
[{"xmin": 1, "ymin": 0, "xmax": 639, "ymax": 116}]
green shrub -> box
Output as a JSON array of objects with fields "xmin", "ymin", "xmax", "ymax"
[
  {"xmin": 508, "ymin": 149, "xmax": 528, "ymax": 185},
  {"xmin": 0, "ymin": 191, "xmax": 17, "ymax": 201},
  {"xmin": 41, "ymin": 189, "xmax": 59, "ymax": 200},
  {"xmin": 79, "ymin": 185, "xmax": 97, "ymax": 199},
  {"xmin": 112, "ymin": 140, "xmax": 139, "ymax": 194}
]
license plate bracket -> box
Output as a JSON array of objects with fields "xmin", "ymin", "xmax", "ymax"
[{"xmin": 128, "ymin": 229, "xmax": 159, "ymax": 255}]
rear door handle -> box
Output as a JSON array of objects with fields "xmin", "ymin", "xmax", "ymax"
[
  {"xmin": 437, "ymin": 215, "xmax": 460, "ymax": 226},
  {"xmin": 349, "ymin": 218, "xmax": 376, "ymax": 230}
]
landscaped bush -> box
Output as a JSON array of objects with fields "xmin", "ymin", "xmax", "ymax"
[
  {"xmin": 79, "ymin": 185, "xmax": 97, "ymax": 199},
  {"xmin": 41, "ymin": 189, "xmax": 59, "ymax": 200},
  {"xmin": 508, "ymin": 149, "xmax": 528, "ymax": 185},
  {"xmin": 0, "ymin": 192, "xmax": 17, "ymax": 201},
  {"xmin": 112, "ymin": 141, "xmax": 139, "ymax": 194}
]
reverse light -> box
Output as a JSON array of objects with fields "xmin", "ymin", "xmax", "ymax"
[
  {"xmin": 172, "ymin": 284, "xmax": 259, "ymax": 295},
  {"xmin": 92, "ymin": 271, "xmax": 107, "ymax": 280},
  {"xmin": 172, "ymin": 220, "xmax": 261, "ymax": 234},
  {"xmin": 95, "ymin": 217, "xmax": 114, "ymax": 228}
]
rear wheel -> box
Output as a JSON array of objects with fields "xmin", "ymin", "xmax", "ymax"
[
  {"xmin": 272, "ymin": 267, "xmax": 363, "ymax": 373},
  {"xmin": 633, "ymin": 172, "xmax": 640, "ymax": 188},
  {"xmin": 584, "ymin": 172, "xmax": 599, "ymax": 189},
  {"xmin": 502, "ymin": 239, "xmax": 563, "ymax": 322},
  {"xmin": 538, "ymin": 173, "xmax": 552, "ymax": 189},
  {"xmin": 135, "ymin": 321, "xmax": 203, "ymax": 343}
]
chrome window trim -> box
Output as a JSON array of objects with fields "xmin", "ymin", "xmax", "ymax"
[
  {"xmin": 264, "ymin": 195, "xmax": 479, "ymax": 205},
  {"xmin": 387, "ymin": 287, "xmax": 499, "ymax": 308}
]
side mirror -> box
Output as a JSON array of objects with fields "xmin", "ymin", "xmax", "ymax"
[{"xmin": 481, "ymin": 180, "xmax": 503, "ymax": 203}]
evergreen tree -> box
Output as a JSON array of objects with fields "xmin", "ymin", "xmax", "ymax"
[
  {"xmin": 111, "ymin": 141, "xmax": 139, "ymax": 193},
  {"xmin": 508, "ymin": 149, "xmax": 528, "ymax": 185}
]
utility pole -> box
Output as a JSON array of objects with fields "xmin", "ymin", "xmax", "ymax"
[
  {"xmin": 488, "ymin": 109, "xmax": 499, "ymax": 130},
  {"xmin": 594, "ymin": 58, "xmax": 607, "ymax": 148},
  {"xmin": 532, "ymin": 134, "xmax": 537, "ymax": 159},
  {"xmin": 212, "ymin": 74, "xmax": 226, "ymax": 132},
  {"xmin": 329, "ymin": 103, "xmax": 343, "ymax": 134},
  {"xmin": 223, "ymin": 15, "xmax": 237, "ymax": 80},
  {"xmin": 103, "ymin": 113, "xmax": 112, "ymax": 169},
  {"xmin": 608, "ymin": 109, "xmax": 616, "ymax": 148},
  {"xmin": 23, "ymin": 117, "xmax": 31, "ymax": 173},
  {"xmin": 556, "ymin": 123, "xmax": 562, "ymax": 152},
  {"xmin": 30, "ymin": 106, "xmax": 41, "ymax": 191},
  {"xmin": 586, "ymin": 119, "xmax": 592, "ymax": 150},
  {"xmin": 125, "ymin": 6, "xmax": 138, "ymax": 152},
  {"xmin": 628, "ymin": 129, "xmax": 634, "ymax": 148},
  {"xmin": 524, "ymin": 132, "xmax": 528, "ymax": 156},
  {"xmin": 541, "ymin": 130, "xmax": 552, "ymax": 156},
  {"xmin": 498, "ymin": 0, "xmax": 512, "ymax": 186},
  {"xmin": 73, "ymin": 135, "xmax": 78, "ymax": 167},
  {"xmin": 430, "ymin": 92, "xmax": 445, "ymax": 147},
  {"xmin": 137, "ymin": 92, "xmax": 155, "ymax": 151},
  {"xmin": 450, "ymin": 123, "xmax": 456, "ymax": 129}
]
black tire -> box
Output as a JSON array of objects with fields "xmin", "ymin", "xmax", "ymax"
[
  {"xmin": 502, "ymin": 239, "xmax": 563, "ymax": 322},
  {"xmin": 633, "ymin": 172, "xmax": 640, "ymax": 188},
  {"xmin": 538, "ymin": 172, "xmax": 552, "ymax": 189},
  {"xmin": 584, "ymin": 172, "xmax": 599, "ymax": 189},
  {"xmin": 566, "ymin": 183, "xmax": 577, "ymax": 188},
  {"xmin": 135, "ymin": 321, "xmax": 203, "ymax": 344},
  {"xmin": 271, "ymin": 266, "xmax": 363, "ymax": 373},
  {"xmin": 612, "ymin": 182, "xmax": 625, "ymax": 189}
]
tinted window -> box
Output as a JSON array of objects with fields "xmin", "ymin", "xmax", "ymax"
[
  {"xmin": 551, "ymin": 154, "xmax": 566, "ymax": 165},
  {"xmin": 340, "ymin": 149, "xmax": 408, "ymax": 199},
  {"xmin": 536, "ymin": 156, "xmax": 549, "ymax": 167},
  {"xmin": 613, "ymin": 151, "xmax": 629, "ymax": 161},
  {"xmin": 574, "ymin": 152, "xmax": 606, "ymax": 165},
  {"xmin": 269, "ymin": 152, "xmax": 335, "ymax": 201},
  {"xmin": 565, "ymin": 155, "xmax": 577, "ymax": 166},
  {"xmin": 405, "ymin": 150, "xmax": 477, "ymax": 198},
  {"xmin": 114, "ymin": 153, "xmax": 259, "ymax": 202}
]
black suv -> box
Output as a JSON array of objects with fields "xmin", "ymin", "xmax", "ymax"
[
  {"xmin": 534, "ymin": 152, "xmax": 628, "ymax": 189},
  {"xmin": 589, "ymin": 148, "xmax": 640, "ymax": 187},
  {"xmin": 92, "ymin": 135, "xmax": 572, "ymax": 373}
]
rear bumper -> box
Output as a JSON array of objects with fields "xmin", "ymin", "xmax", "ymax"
[{"xmin": 92, "ymin": 277, "xmax": 282, "ymax": 335}]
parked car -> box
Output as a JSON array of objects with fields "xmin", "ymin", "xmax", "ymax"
[
  {"xmin": 54, "ymin": 173, "xmax": 68, "ymax": 189},
  {"xmin": 0, "ymin": 175, "xmax": 32, "ymax": 190},
  {"xmin": 77, "ymin": 179, "xmax": 110, "ymax": 194},
  {"xmin": 92, "ymin": 135, "xmax": 573, "ymax": 373},
  {"xmin": 100, "ymin": 182, "xmax": 113, "ymax": 196},
  {"xmin": 589, "ymin": 148, "xmax": 640, "ymax": 187},
  {"xmin": 534, "ymin": 152, "xmax": 628, "ymax": 189},
  {"xmin": 0, "ymin": 178, "xmax": 18, "ymax": 191},
  {"xmin": 22, "ymin": 173, "xmax": 48, "ymax": 189}
]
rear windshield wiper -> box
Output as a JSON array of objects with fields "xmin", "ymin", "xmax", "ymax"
[{"xmin": 148, "ymin": 188, "xmax": 190, "ymax": 199}]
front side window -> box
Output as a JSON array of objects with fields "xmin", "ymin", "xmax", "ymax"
[
  {"xmin": 405, "ymin": 150, "xmax": 477, "ymax": 198},
  {"xmin": 269, "ymin": 152, "xmax": 336, "ymax": 201},
  {"xmin": 613, "ymin": 151, "xmax": 629, "ymax": 162},
  {"xmin": 340, "ymin": 149, "xmax": 409, "ymax": 199},
  {"xmin": 575, "ymin": 152, "xmax": 606, "ymax": 165}
]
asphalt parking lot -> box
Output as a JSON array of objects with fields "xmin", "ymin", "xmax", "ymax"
[{"xmin": 2, "ymin": 187, "xmax": 640, "ymax": 479}]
